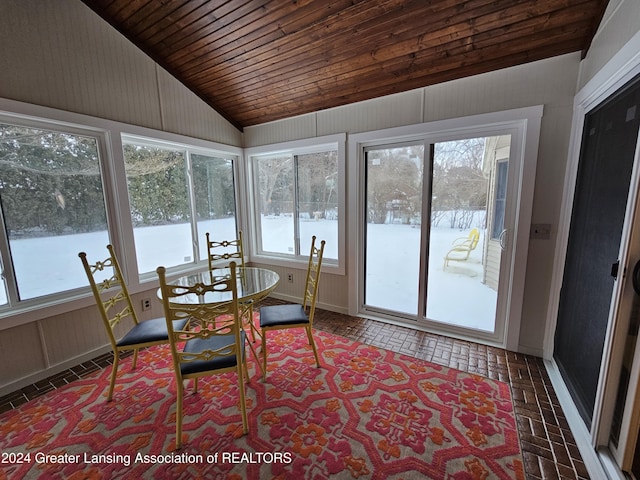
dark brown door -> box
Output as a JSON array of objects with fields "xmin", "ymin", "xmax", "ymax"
[{"xmin": 554, "ymin": 74, "xmax": 640, "ymax": 427}]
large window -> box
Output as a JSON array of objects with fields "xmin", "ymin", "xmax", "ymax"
[
  {"xmin": 0, "ymin": 121, "xmax": 109, "ymax": 304},
  {"xmin": 249, "ymin": 136, "xmax": 343, "ymax": 265},
  {"xmin": 192, "ymin": 154, "xmax": 238, "ymax": 263},
  {"xmin": 122, "ymin": 137, "xmax": 239, "ymax": 275},
  {"xmin": 0, "ymin": 107, "xmax": 241, "ymax": 317}
]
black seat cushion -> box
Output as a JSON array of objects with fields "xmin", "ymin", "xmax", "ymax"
[
  {"xmin": 179, "ymin": 330, "xmax": 246, "ymax": 376},
  {"xmin": 117, "ymin": 318, "xmax": 188, "ymax": 347},
  {"xmin": 259, "ymin": 304, "xmax": 309, "ymax": 328}
]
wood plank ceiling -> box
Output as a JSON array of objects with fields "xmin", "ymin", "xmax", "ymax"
[{"xmin": 81, "ymin": 0, "xmax": 608, "ymax": 130}]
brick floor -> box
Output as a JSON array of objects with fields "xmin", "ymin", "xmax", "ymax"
[{"xmin": 0, "ymin": 305, "xmax": 588, "ymax": 479}]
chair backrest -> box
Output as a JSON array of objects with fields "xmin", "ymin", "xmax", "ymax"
[
  {"xmin": 206, "ymin": 230, "xmax": 245, "ymax": 271},
  {"xmin": 468, "ymin": 228, "xmax": 480, "ymax": 250},
  {"xmin": 79, "ymin": 245, "xmax": 138, "ymax": 349},
  {"xmin": 302, "ymin": 236, "xmax": 326, "ymax": 323},
  {"xmin": 157, "ymin": 262, "xmax": 242, "ymax": 372}
]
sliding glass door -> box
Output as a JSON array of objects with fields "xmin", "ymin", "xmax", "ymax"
[
  {"xmin": 363, "ymin": 134, "xmax": 513, "ymax": 340},
  {"xmin": 425, "ymin": 137, "xmax": 508, "ymax": 332},
  {"xmin": 364, "ymin": 143, "xmax": 424, "ymax": 316}
]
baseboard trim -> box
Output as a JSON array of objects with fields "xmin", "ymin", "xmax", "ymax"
[
  {"xmin": 544, "ymin": 358, "xmax": 608, "ymax": 478},
  {"xmin": 268, "ymin": 293, "xmax": 349, "ymax": 315},
  {"xmin": 0, "ymin": 344, "xmax": 112, "ymax": 398},
  {"xmin": 516, "ymin": 344, "xmax": 544, "ymax": 357}
]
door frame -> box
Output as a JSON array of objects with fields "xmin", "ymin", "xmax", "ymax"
[
  {"xmin": 347, "ymin": 106, "xmax": 543, "ymax": 351},
  {"xmin": 604, "ymin": 136, "xmax": 640, "ymax": 472},
  {"xmin": 543, "ymin": 29, "xmax": 640, "ymax": 479}
]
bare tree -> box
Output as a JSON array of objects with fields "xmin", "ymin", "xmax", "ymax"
[
  {"xmin": 366, "ymin": 146, "xmax": 423, "ymax": 224},
  {"xmin": 256, "ymin": 156, "xmax": 292, "ymax": 215},
  {"xmin": 431, "ymin": 138, "xmax": 488, "ymax": 228}
]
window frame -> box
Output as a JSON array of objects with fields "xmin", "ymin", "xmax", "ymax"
[
  {"xmin": 120, "ymin": 134, "xmax": 242, "ymax": 281},
  {"xmin": 245, "ymin": 134, "xmax": 346, "ymax": 274},
  {"xmin": 0, "ymin": 98, "xmax": 242, "ymax": 328},
  {"xmin": 0, "ymin": 111, "xmax": 114, "ymax": 312}
]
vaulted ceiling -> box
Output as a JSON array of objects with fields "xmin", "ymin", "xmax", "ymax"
[{"xmin": 81, "ymin": 0, "xmax": 608, "ymax": 130}]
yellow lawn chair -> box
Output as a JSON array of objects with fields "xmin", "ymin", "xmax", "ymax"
[{"xmin": 443, "ymin": 228, "xmax": 480, "ymax": 268}]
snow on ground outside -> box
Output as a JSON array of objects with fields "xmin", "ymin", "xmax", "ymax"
[{"xmin": 5, "ymin": 216, "xmax": 496, "ymax": 331}]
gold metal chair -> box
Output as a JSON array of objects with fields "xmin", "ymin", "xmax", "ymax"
[
  {"xmin": 259, "ymin": 236, "xmax": 326, "ymax": 381},
  {"xmin": 157, "ymin": 262, "xmax": 249, "ymax": 449},
  {"xmin": 443, "ymin": 227, "xmax": 480, "ymax": 268},
  {"xmin": 206, "ymin": 230, "xmax": 245, "ymax": 271},
  {"xmin": 79, "ymin": 245, "xmax": 188, "ymax": 402},
  {"xmin": 206, "ymin": 230, "xmax": 261, "ymax": 356}
]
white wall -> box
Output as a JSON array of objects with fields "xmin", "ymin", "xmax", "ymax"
[
  {"xmin": 577, "ymin": 0, "xmax": 640, "ymax": 91},
  {"xmin": 246, "ymin": 53, "xmax": 581, "ymax": 356}
]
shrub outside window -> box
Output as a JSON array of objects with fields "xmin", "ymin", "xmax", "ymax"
[
  {"xmin": 192, "ymin": 154, "xmax": 238, "ymax": 262},
  {"xmin": 122, "ymin": 137, "xmax": 239, "ymax": 275}
]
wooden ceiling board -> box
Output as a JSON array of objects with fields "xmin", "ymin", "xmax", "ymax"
[
  {"xmin": 210, "ymin": 2, "xmax": 595, "ymax": 106},
  {"xmin": 157, "ymin": 2, "xmax": 272, "ymax": 64},
  {"xmin": 213, "ymin": 16, "xmax": 593, "ymax": 110},
  {"xmin": 189, "ymin": 0, "xmax": 478, "ymax": 86},
  {"xmin": 80, "ymin": 0, "xmax": 609, "ymax": 129},
  {"xmin": 172, "ymin": 0, "xmax": 363, "ymax": 75}
]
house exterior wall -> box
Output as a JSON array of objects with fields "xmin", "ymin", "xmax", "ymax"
[
  {"xmin": 483, "ymin": 137, "xmax": 511, "ymax": 292},
  {"xmin": 540, "ymin": 2, "xmax": 640, "ymax": 473},
  {"xmin": 543, "ymin": 0, "xmax": 640, "ymax": 360}
]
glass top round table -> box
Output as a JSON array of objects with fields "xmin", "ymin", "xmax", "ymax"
[{"xmin": 158, "ymin": 267, "xmax": 280, "ymax": 305}]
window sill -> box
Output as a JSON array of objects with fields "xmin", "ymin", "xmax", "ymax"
[{"xmin": 249, "ymin": 253, "xmax": 344, "ymax": 276}]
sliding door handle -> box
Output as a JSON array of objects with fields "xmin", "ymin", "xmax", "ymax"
[{"xmin": 499, "ymin": 229, "xmax": 507, "ymax": 250}]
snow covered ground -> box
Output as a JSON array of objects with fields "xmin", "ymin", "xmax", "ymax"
[
  {"xmin": 365, "ymin": 222, "xmax": 496, "ymax": 331},
  {"xmin": 3, "ymin": 216, "xmax": 496, "ymax": 332}
]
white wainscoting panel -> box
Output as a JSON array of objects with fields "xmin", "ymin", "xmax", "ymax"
[{"xmin": 0, "ymin": 322, "xmax": 46, "ymax": 393}]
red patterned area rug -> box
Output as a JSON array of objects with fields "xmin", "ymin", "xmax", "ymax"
[{"xmin": 0, "ymin": 327, "xmax": 524, "ymax": 479}]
